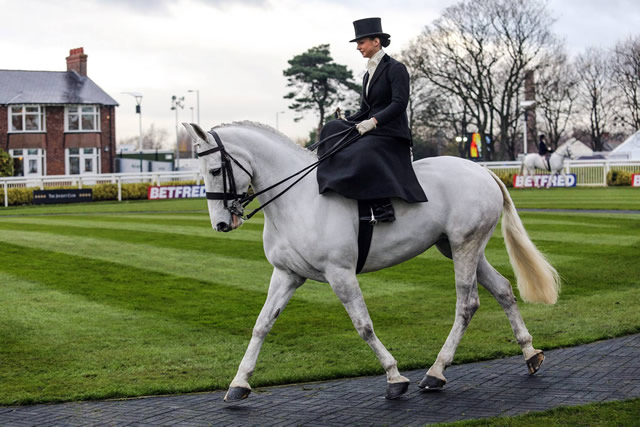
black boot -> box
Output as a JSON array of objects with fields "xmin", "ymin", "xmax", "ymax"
[{"xmin": 359, "ymin": 198, "xmax": 395, "ymax": 224}]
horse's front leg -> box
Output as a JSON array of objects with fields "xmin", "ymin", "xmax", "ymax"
[
  {"xmin": 327, "ymin": 268, "xmax": 410, "ymax": 399},
  {"xmin": 225, "ymin": 267, "xmax": 305, "ymax": 402}
]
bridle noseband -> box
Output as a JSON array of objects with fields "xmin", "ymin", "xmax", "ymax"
[{"xmin": 196, "ymin": 130, "xmax": 252, "ymax": 218}]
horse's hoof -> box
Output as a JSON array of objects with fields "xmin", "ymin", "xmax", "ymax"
[
  {"xmin": 385, "ymin": 381, "xmax": 410, "ymax": 400},
  {"xmin": 526, "ymin": 351, "xmax": 545, "ymax": 375},
  {"xmin": 418, "ymin": 374, "xmax": 446, "ymax": 391},
  {"xmin": 224, "ymin": 386, "xmax": 251, "ymax": 402}
]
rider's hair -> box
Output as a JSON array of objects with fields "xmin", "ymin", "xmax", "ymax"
[{"xmin": 369, "ymin": 35, "xmax": 391, "ymax": 48}]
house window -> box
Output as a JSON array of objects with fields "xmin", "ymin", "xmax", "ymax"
[
  {"xmin": 66, "ymin": 147, "xmax": 100, "ymax": 175},
  {"xmin": 65, "ymin": 105, "xmax": 100, "ymax": 132},
  {"xmin": 9, "ymin": 148, "xmax": 46, "ymax": 176},
  {"xmin": 9, "ymin": 105, "xmax": 45, "ymax": 132}
]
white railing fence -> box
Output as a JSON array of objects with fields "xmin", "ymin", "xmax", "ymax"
[
  {"xmin": 2, "ymin": 159, "xmax": 639, "ymax": 207},
  {"xmin": 478, "ymin": 159, "xmax": 640, "ymax": 187},
  {"xmin": 1, "ymin": 171, "xmax": 203, "ymax": 207}
]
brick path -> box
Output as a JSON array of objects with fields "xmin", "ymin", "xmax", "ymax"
[{"xmin": 2, "ymin": 334, "xmax": 639, "ymax": 426}]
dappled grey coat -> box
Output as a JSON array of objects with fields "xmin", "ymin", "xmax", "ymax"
[{"xmin": 316, "ymin": 54, "xmax": 427, "ymax": 202}]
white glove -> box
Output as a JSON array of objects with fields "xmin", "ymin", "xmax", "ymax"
[{"xmin": 356, "ymin": 118, "xmax": 377, "ymax": 135}]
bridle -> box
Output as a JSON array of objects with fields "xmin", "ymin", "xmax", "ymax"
[
  {"xmin": 196, "ymin": 129, "xmax": 252, "ymax": 218},
  {"xmin": 196, "ymin": 125, "xmax": 361, "ymax": 220}
]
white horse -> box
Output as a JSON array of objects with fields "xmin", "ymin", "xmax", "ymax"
[
  {"xmin": 183, "ymin": 121, "xmax": 560, "ymax": 402},
  {"xmin": 520, "ymin": 141, "xmax": 577, "ymax": 187}
]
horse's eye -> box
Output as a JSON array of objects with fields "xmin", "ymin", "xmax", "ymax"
[{"xmin": 209, "ymin": 168, "xmax": 222, "ymax": 176}]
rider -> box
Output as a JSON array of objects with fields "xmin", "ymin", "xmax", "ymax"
[
  {"xmin": 316, "ymin": 17, "xmax": 427, "ymax": 223},
  {"xmin": 538, "ymin": 134, "xmax": 551, "ymax": 156}
]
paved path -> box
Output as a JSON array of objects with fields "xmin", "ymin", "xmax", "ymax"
[{"xmin": 2, "ymin": 334, "xmax": 639, "ymax": 426}]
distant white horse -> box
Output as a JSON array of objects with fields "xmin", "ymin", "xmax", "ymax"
[
  {"xmin": 520, "ymin": 141, "xmax": 577, "ymax": 187},
  {"xmin": 183, "ymin": 122, "xmax": 560, "ymax": 402}
]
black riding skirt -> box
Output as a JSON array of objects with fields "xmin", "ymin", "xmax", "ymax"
[{"xmin": 316, "ymin": 120, "xmax": 427, "ymax": 203}]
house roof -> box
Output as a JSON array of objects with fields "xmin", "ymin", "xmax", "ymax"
[{"xmin": 0, "ymin": 70, "xmax": 118, "ymax": 106}]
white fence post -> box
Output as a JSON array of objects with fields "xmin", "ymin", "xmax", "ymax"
[
  {"xmin": 117, "ymin": 177, "xmax": 122, "ymax": 202},
  {"xmin": 3, "ymin": 182, "xmax": 7, "ymax": 208}
]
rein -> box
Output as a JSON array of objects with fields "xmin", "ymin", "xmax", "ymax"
[{"xmin": 197, "ymin": 125, "xmax": 361, "ymax": 220}]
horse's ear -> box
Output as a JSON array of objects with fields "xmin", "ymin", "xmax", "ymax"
[{"xmin": 182, "ymin": 122, "xmax": 204, "ymax": 143}]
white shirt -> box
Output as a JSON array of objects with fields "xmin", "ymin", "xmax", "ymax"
[{"xmin": 366, "ymin": 48, "xmax": 386, "ymax": 96}]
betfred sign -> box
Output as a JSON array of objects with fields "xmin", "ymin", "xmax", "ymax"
[
  {"xmin": 513, "ymin": 174, "xmax": 577, "ymax": 188},
  {"xmin": 633, "ymin": 174, "xmax": 640, "ymax": 187},
  {"xmin": 148, "ymin": 185, "xmax": 206, "ymax": 200}
]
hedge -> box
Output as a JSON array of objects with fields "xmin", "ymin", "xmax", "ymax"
[
  {"xmin": 494, "ymin": 172, "xmax": 516, "ymax": 188},
  {"xmin": 1, "ymin": 180, "xmax": 199, "ymax": 206},
  {"xmin": 607, "ymin": 170, "xmax": 633, "ymax": 186}
]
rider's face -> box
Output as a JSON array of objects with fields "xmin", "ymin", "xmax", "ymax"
[{"xmin": 356, "ymin": 37, "xmax": 380, "ymax": 59}]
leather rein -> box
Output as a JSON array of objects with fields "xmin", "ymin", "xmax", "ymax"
[{"xmin": 196, "ymin": 125, "xmax": 361, "ymax": 220}]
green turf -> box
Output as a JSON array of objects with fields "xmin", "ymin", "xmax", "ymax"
[
  {"xmin": 509, "ymin": 186, "xmax": 640, "ymax": 210},
  {"xmin": 0, "ymin": 192, "xmax": 638, "ymax": 405},
  {"xmin": 437, "ymin": 398, "xmax": 640, "ymax": 426}
]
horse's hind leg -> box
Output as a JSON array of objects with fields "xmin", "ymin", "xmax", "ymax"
[
  {"xmin": 419, "ymin": 240, "xmax": 481, "ymax": 391},
  {"xmin": 327, "ymin": 268, "xmax": 410, "ymax": 400},
  {"xmin": 225, "ymin": 267, "xmax": 305, "ymax": 402},
  {"xmin": 476, "ymin": 255, "xmax": 544, "ymax": 374}
]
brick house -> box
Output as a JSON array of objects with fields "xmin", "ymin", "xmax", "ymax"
[{"xmin": 0, "ymin": 48, "xmax": 118, "ymax": 176}]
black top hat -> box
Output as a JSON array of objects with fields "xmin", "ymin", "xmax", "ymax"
[{"xmin": 350, "ymin": 17, "xmax": 390, "ymax": 42}]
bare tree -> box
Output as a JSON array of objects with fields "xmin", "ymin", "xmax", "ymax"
[
  {"xmin": 612, "ymin": 36, "xmax": 640, "ymax": 131},
  {"xmin": 118, "ymin": 123, "xmax": 169, "ymax": 150},
  {"xmin": 575, "ymin": 48, "xmax": 616, "ymax": 151},
  {"xmin": 536, "ymin": 51, "xmax": 578, "ymax": 149},
  {"xmin": 404, "ymin": 0, "xmax": 557, "ymax": 160}
]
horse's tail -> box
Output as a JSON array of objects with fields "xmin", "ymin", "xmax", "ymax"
[{"xmin": 487, "ymin": 169, "xmax": 560, "ymax": 304}]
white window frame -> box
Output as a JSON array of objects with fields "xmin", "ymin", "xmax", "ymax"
[
  {"xmin": 65, "ymin": 105, "xmax": 101, "ymax": 132},
  {"xmin": 8, "ymin": 105, "xmax": 46, "ymax": 133},
  {"xmin": 9, "ymin": 148, "xmax": 46, "ymax": 177},
  {"xmin": 65, "ymin": 147, "xmax": 101, "ymax": 175}
]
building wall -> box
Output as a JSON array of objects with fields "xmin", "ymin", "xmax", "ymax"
[
  {"xmin": 45, "ymin": 106, "xmax": 66, "ymax": 174},
  {"xmin": 101, "ymin": 105, "xmax": 116, "ymax": 174},
  {"xmin": 0, "ymin": 106, "xmax": 7, "ymax": 151}
]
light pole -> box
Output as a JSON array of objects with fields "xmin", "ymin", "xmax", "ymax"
[
  {"xmin": 171, "ymin": 95, "xmax": 185, "ymax": 170},
  {"xmin": 187, "ymin": 89, "xmax": 200, "ymax": 125},
  {"xmin": 276, "ymin": 111, "xmax": 285, "ymax": 131},
  {"xmin": 520, "ymin": 100, "xmax": 535, "ymax": 155},
  {"xmin": 122, "ymin": 92, "xmax": 143, "ymax": 151}
]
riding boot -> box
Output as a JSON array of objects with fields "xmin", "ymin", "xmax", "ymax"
[{"xmin": 359, "ymin": 198, "xmax": 395, "ymax": 224}]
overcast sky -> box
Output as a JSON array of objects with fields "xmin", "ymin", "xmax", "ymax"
[{"xmin": 1, "ymin": 0, "xmax": 639, "ymax": 146}]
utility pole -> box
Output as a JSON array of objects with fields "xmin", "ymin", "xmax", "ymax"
[{"xmin": 171, "ymin": 95, "xmax": 185, "ymax": 170}]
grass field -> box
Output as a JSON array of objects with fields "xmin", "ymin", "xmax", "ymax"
[{"xmin": 0, "ymin": 187, "xmax": 638, "ymax": 405}]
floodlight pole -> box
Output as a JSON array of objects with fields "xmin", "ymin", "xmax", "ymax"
[
  {"xmin": 171, "ymin": 95, "xmax": 185, "ymax": 170},
  {"xmin": 122, "ymin": 92, "xmax": 143, "ymax": 151},
  {"xmin": 187, "ymin": 89, "xmax": 200, "ymax": 125}
]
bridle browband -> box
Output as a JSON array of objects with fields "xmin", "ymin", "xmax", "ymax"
[{"xmin": 196, "ymin": 125, "xmax": 361, "ymax": 220}]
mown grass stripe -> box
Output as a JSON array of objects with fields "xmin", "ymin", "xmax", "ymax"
[{"xmin": 0, "ymin": 217, "xmax": 263, "ymax": 242}]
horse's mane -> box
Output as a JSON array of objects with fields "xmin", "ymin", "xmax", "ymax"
[{"xmin": 213, "ymin": 121, "xmax": 315, "ymax": 158}]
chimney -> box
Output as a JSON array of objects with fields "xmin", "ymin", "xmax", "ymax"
[{"xmin": 66, "ymin": 47, "xmax": 88, "ymax": 76}]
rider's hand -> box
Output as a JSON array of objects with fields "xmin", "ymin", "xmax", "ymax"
[{"xmin": 356, "ymin": 117, "xmax": 377, "ymax": 135}]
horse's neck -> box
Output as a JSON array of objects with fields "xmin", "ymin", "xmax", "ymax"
[{"xmin": 223, "ymin": 127, "xmax": 315, "ymax": 207}]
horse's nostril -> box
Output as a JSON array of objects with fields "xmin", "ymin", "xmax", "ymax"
[{"xmin": 216, "ymin": 222, "xmax": 228, "ymax": 232}]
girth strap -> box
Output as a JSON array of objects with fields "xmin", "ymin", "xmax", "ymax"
[{"xmin": 356, "ymin": 200, "xmax": 374, "ymax": 274}]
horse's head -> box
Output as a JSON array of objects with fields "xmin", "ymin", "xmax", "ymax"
[
  {"xmin": 183, "ymin": 123, "xmax": 253, "ymax": 232},
  {"xmin": 554, "ymin": 141, "xmax": 572, "ymax": 159}
]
